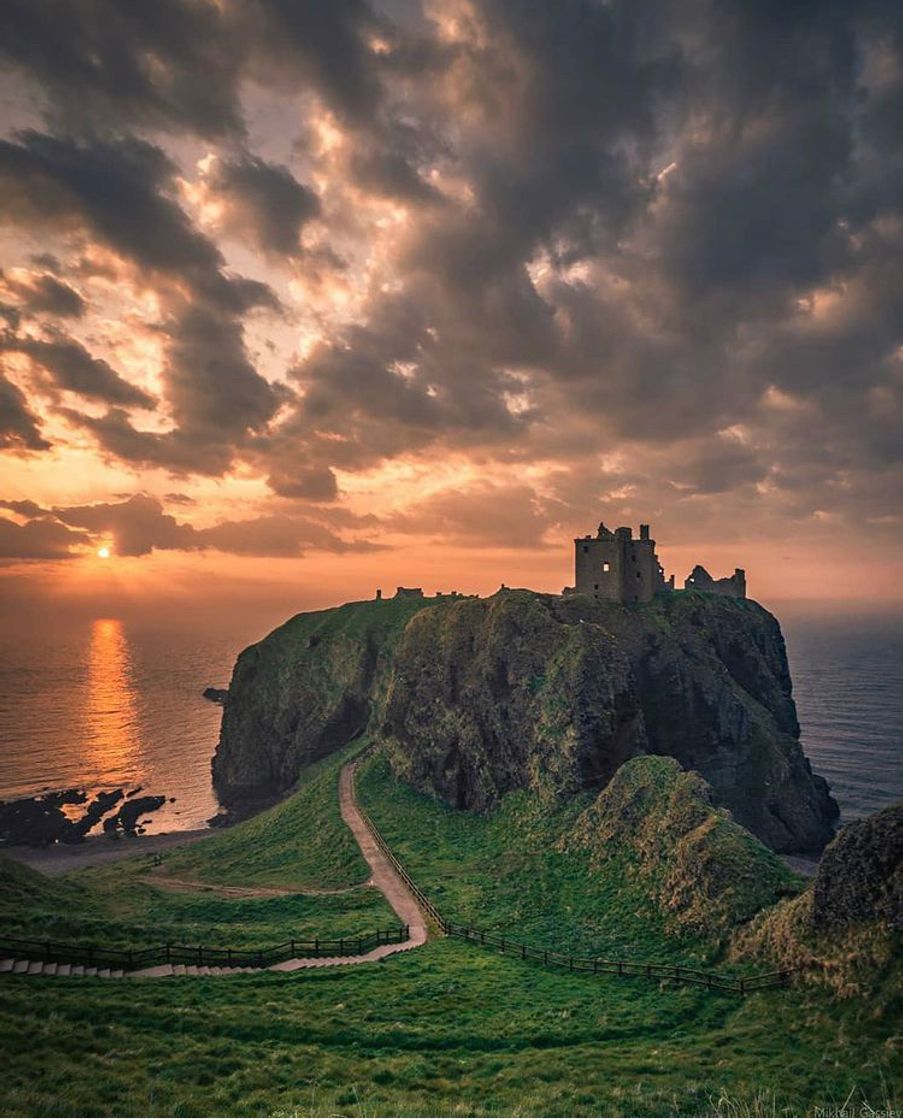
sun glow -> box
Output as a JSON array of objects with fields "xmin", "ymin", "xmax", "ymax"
[{"xmin": 97, "ymin": 546, "xmax": 111, "ymax": 559}]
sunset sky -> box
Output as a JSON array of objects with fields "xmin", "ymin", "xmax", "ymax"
[{"xmin": 0, "ymin": 0, "xmax": 900, "ymax": 617}]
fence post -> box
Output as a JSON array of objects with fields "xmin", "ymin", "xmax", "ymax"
[
  {"xmin": 569, "ymin": 957, "xmax": 573, "ymax": 971},
  {"xmin": 358, "ymin": 937, "xmax": 362, "ymax": 955},
  {"xmin": 339, "ymin": 938, "xmax": 344, "ymax": 955},
  {"xmin": 739, "ymin": 978, "xmax": 745, "ymax": 997},
  {"xmin": 227, "ymin": 948, "xmax": 232, "ymax": 965},
  {"xmin": 521, "ymin": 943, "xmax": 526, "ymax": 960},
  {"xmin": 166, "ymin": 943, "xmax": 171, "ymax": 964},
  {"xmin": 593, "ymin": 959, "xmax": 597, "ymax": 974},
  {"xmin": 198, "ymin": 945, "xmax": 203, "ymax": 967},
  {"xmin": 544, "ymin": 950, "xmax": 548, "ymax": 966},
  {"xmin": 315, "ymin": 937, "xmax": 319, "ymax": 956}
]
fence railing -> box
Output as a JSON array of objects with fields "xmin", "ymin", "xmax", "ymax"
[
  {"xmin": 351, "ymin": 759, "xmax": 794, "ymax": 997},
  {"xmin": 0, "ymin": 927, "xmax": 410, "ymax": 972}
]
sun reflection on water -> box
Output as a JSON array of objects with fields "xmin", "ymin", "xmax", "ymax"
[{"xmin": 85, "ymin": 618, "xmax": 140, "ymax": 782}]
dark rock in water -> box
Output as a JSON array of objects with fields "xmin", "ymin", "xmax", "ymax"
[
  {"xmin": 203, "ymin": 687, "xmax": 229, "ymax": 704},
  {"xmin": 60, "ymin": 789, "xmax": 124, "ymax": 843},
  {"xmin": 102, "ymin": 795, "xmax": 167, "ymax": 835},
  {"xmin": 0, "ymin": 788, "xmax": 126, "ymax": 846},
  {"xmin": 212, "ymin": 591, "xmax": 839, "ymax": 854},
  {"xmin": 811, "ymin": 803, "xmax": 902, "ymax": 931}
]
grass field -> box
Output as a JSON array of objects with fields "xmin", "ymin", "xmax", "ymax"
[
  {"xmin": 0, "ymin": 939, "xmax": 897, "ymax": 1117},
  {"xmin": 0, "ymin": 744, "xmax": 397, "ymax": 950},
  {"xmin": 0, "ymin": 741, "xmax": 898, "ymax": 1116}
]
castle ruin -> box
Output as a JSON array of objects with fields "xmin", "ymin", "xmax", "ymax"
[{"xmin": 570, "ymin": 522, "xmax": 746, "ymax": 604}]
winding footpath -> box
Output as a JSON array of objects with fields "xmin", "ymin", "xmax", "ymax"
[{"xmin": 1, "ymin": 758, "xmax": 429, "ymax": 981}]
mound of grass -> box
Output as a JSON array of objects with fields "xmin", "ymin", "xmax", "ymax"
[
  {"xmin": 567, "ymin": 756, "xmax": 801, "ymax": 936},
  {"xmin": 0, "ymin": 940, "xmax": 896, "ymax": 1117},
  {"xmin": 358, "ymin": 751, "xmax": 796, "ymax": 965},
  {"xmin": 165, "ymin": 742, "xmax": 371, "ymax": 889}
]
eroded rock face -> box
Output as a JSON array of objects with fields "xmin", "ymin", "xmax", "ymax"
[
  {"xmin": 811, "ymin": 803, "xmax": 902, "ymax": 931},
  {"xmin": 212, "ymin": 598, "xmax": 429, "ymax": 811},
  {"xmin": 382, "ymin": 591, "xmax": 838, "ymax": 852},
  {"xmin": 213, "ymin": 590, "xmax": 839, "ymax": 852}
]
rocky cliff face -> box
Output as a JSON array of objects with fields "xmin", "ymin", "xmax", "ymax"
[
  {"xmin": 213, "ymin": 589, "xmax": 838, "ymax": 852},
  {"xmin": 212, "ymin": 598, "xmax": 428, "ymax": 811},
  {"xmin": 382, "ymin": 590, "xmax": 837, "ymax": 852}
]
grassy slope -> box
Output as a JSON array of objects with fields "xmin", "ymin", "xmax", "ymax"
[
  {"xmin": 0, "ymin": 745, "xmax": 397, "ymax": 949},
  {"xmin": 356, "ymin": 752, "xmax": 798, "ymax": 966},
  {"xmin": 0, "ymin": 940, "xmax": 896, "ymax": 1117}
]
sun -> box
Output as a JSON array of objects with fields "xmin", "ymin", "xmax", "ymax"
[{"xmin": 97, "ymin": 546, "xmax": 111, "ymax": 559}]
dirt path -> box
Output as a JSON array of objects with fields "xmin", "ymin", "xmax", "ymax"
[
  {"xmin": 132, "ymin": 757, "xmax": 429, "ymax": 976},
  {"xmin": 141, "ymin": 874, "xmax": 371, "ymax": 899}
]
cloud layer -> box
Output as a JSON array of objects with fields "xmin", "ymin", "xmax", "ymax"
[{"xmin": 0, "ymin": 0, "xmax": 899, "ymax": 578}]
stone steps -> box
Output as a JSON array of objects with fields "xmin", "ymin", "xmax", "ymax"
[{"xmin": 0, "ymin": 941, "xmax": 422, "ymax": 980}]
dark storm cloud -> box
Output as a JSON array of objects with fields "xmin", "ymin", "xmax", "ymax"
[
  {"xmin": 209, "ymin": 155, "xmax": 320, "ymax": 256},
  {"xmin": 0, "ymin": 514, "xmax": 89, "ymax": 559},
  {"xmin": 0, "ymin": 498, "xmax": 49, "ymax": 518},
  {"xmin": 0, "ymin": 0, "xmax": 245, "ymax": 138},
  {"xmin": 0, "ymin": 132, "xmax": 247, "ymax": 308},
  {"xmin": 2, "ymin": 334, "xmax": 155, "ymax": 409},
  {"xmin": 0, "ymin": 375, "xmax": 50, "ymax": 451},
  {"xmin": 0, "ymin": 0, "xmax": 900, "ymax": 548},
  {"xmin": 244, "ymin": 0, "xmax": 386, "ymax": 126},
  {"xmin": 0, "ymin": 270, "xmax": 85, "ymax": 318},
  {"xmin": 45, "ymin": 493, "xmax": 381, "ymax": 558},
  {"xmin": 0, "ymin": 131, "xmax": 288, "ymax": 467}
]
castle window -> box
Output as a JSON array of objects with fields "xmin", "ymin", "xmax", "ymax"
[
  {"xmin": 602, "ymin": 562, "xmax": 610, "ymax": 573},
  {"xmin": 636, "ymin": 572, "xmax": 641, "ymax": 579},
  {"xmin": 594, "ymin": 583, "xmax": 599, "ymax": 590},
  {"xmin": 582, "ymin": 545, "xmax": 588, "ymax": 554}
]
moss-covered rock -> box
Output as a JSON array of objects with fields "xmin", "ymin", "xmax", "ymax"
[
  {"xmin": 565, "ymin": 756, "xmax": 799, "ymax": 937},
  {"xmin": 213, "ymin": 588, "xmax": 838, "ymax": 853},
  {"xmin": 212, "ymin": 597, "xmax": 433, "ymax": 810},
  {"xmin": 383, "ymin": 590, "xmax": 837, "ymax": 852},
  {"xmin": 730, "ymin": 804, "xmax": 902, "ymax": 1001}
]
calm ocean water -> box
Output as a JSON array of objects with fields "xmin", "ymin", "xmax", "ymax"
[{"xmin": 0, "ymin": 606, "xmax": 899, "ymax": 835}]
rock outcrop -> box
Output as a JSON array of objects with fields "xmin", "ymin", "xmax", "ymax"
[
  {"xmin": 383, "ymin": 591, "xmax": 837, "ymax": 852},
  {"xmin": 212, "ymin": 589, "xmax": 839, "ymax": 853},
  {"xmin": 811, "ymin": 803, "xmax": 902, "ymax": 931},
  {"xmin": 212, "ymin": 598, "xmax": 430, "ymax": 811}
]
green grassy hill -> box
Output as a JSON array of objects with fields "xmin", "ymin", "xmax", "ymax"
[
  {"xmin": 0, "ymin": 745, "xmax": 397, "ymax": 950},
  {"xmin": 356, "ymin": 750, "xmax": 800, "ymax": 965}
]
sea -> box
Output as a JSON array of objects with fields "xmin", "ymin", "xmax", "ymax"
[{"xmin": 0, "ymin": 604, "xmax": 900, "ymax": 835}]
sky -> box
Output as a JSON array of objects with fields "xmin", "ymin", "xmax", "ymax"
[{"xmin": 0, "ymin": 0, "xmax": 901, "ymax": 618}]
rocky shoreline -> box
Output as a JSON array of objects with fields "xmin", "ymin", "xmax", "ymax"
[{"xmin": 0, "ymin": 786, "xmax": 174, "ymax": 847}]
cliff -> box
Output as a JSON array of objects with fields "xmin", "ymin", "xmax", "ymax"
[{"xmin": 213, "ymin": 589, "xmax": 839, "ymax": 853}]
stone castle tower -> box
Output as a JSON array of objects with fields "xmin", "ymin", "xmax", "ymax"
[
  {"xmin": 573, "ymin": 523, "xmax": 673, "ymax": 604},
  {"xmin": 571, "ymin": 521, "xmax": 747, "ymax": 604}
]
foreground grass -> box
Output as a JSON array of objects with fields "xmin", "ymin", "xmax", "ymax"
[
  {"xmin": 0, "ymin": 745, "xmax": 397, "ymax": 949},
  {"xmin": 0, "ymin": 939, "xmax": 896, "ymax": 1117}
]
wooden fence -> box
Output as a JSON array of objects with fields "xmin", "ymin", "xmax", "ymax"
[{"xmin": 0, "ymin": 928, "xmax": 410, "ymax": 972}]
